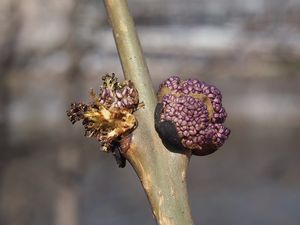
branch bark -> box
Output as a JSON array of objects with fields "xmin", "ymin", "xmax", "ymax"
[{"xmin": 103, "ymin": 1, "xmax": 194, "ymax": 224}]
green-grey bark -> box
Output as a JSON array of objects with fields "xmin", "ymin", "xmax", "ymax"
[{"xmin": 103, "ymin": 1, "xmax": 195, "ymax": 224}]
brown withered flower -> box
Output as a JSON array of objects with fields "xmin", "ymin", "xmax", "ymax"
[{"xmin": 66, "ymin": 73, "xmax": 143, "ymax": 167}]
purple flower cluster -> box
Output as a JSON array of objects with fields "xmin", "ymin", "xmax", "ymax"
[
  {"xmin": 67, "ymin": 74, "xmax": 139, "ymax": 126},
  {"xmin": 67, "ymin": 74, "xmax": 141, "ymax": 167},
  {"xmin": 66, "ymin": 74, "xmax": 141, "ymax": 153},
  {"xmin": 158, "ymin": 76, "xmax": 230, "ymax": 155},
  {"xmin": 97, "ymin": 74, "xmax": 139, "ymax": 111}
]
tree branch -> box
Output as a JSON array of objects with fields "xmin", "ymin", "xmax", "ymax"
[{"xmin": 103, "ymin": 1, "xmax": 194, "ymax": 224}]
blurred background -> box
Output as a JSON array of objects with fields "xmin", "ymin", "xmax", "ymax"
[{"xmin": 1, "ymin": 0, "xmax": 300, "ymax": 224}]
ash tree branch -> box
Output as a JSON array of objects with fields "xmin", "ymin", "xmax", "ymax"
[{"xmin": 103, "ymin": 1, "xmax": 195, "ymax": 225}]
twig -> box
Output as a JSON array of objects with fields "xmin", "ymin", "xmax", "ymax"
[{"xmin": 103, "ymin": 1, "xmax": 194, "ymax": 224}]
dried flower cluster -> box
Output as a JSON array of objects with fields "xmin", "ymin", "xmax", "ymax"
[
  {"xmin": 156, "ymin": 76, "xmax": 230, "ymax": 155},
  {"xmin": 67, "ymin": 74, "xmax": 142, "ymax": 153}
]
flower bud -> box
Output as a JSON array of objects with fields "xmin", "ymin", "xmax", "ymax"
[{"xmin": 155, "ymin": 76, "xmax": 230, "ymax": 156}]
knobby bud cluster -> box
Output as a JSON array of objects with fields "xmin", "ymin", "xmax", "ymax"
[{"xmin": 155, "ymin": 76, "xmax": 230, "ymax": 155}]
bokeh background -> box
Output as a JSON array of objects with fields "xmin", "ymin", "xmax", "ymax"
[{"xmin": 1, "ymin": 0, "xmax": 300, "ymax": 225}]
